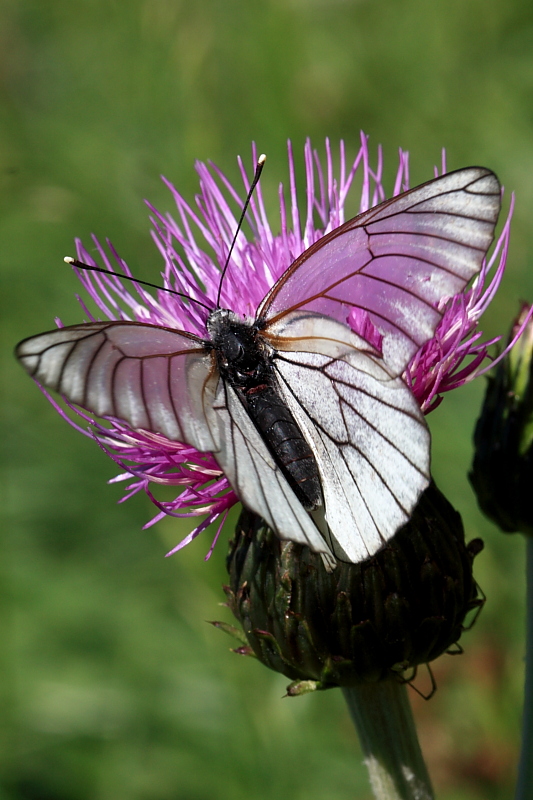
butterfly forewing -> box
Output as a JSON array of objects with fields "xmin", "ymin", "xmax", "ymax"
[
  {"xmin": 259, "ymin": 168, "xmax": 501, "ymax": 374},
  {"xmin": 16, "ymin": 321, "xmax": 219, "ymax": 451}
]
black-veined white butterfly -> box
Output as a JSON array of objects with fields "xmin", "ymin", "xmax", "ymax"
[{"xmin": 15, "ymin": 166, "xmax": 501, "ymax": 566}]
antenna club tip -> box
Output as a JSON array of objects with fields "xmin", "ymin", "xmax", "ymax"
[
  {"xmin": 258, "ymin": 154, "xmax": 267, "ymax": 165},
  {"xmin": 64, "ymin": 256, "xmax": 75, "ymax": 264}
]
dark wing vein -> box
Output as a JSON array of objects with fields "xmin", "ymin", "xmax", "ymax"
[
  {"xmin": 110, "ymin": 355, "xmax": 127, "ymax": 418},
  {"xmin": 139, "ymin": 358, "xmax": 151, "ymax": 430},
  {"xmin": 167, "ymin": 356, "xmax": 179, "ymax": 430},
  {"xmin": 80, "ymin": 335, "xmax": 108, "ymax": 408},
  {"xmin": 335, "ymin": 443, "xmax": 390, "ymax": 544},
  {"xmin": 313, "ymin": 417, "xmax": 388, "ymax": 545},
  {"xmin": 366, "ymin": 222, "xmax": 492, "ymax": 250},
  {"xmin": 56, "ymin": 338, "xmax": 87, "ymax": 394},
  {"xmin": 366, "ymin": 207, "xmax": 498, "ymax": 230},
  {"xmin": 363, "ymin": 247, "xmax": 487, "ymax": 275}
]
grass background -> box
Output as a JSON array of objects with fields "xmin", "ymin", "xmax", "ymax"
[{"xmin": 2, "ymin": 1, "xmax": 533, "ymax": 798}]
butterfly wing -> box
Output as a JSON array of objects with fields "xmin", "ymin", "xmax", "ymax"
[
  {"xmin": 15, "ymin": 319, "xmax": 335, "ymax": 560},
  {"xmin": 271, "ymin": 334, "xmax": 430, "ymax": 562},
  {"xmin": 211, "ymin": 379, "xmax": 334, "ymax": 558},
  {"xmin": 15, "ymin": 321, "xmax": 219, "ymax": 451},
  {"xmin": 259, "ymin": 167, "xmax": 501, "ymax": 374}
]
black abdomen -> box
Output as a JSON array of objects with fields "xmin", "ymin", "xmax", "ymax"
[{"xmin": 245, "ymin": 384, "xmax": 322, "ymax": 510}]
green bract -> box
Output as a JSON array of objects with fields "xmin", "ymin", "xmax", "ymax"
[
  {"xmin": 223, "ymin": 483, "xmax": 483, "ymax": 692},
  {"xmin": 471, "ymin": 304, "xmax": 533, "ymax": 536}
]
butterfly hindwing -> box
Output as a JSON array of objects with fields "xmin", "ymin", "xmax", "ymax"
[{"xmin": 272, "ymin": 346, "xmax": 430, "ymax": 562}]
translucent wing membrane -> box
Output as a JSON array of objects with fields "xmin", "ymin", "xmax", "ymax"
[
  {"xmin": 259, "ymin": 168, "xmax": 501, "ymax": 374},
  {"xmin": 263, "ymin": 311, "xmax": 382, "ymax": 359},
  {"xmin": 16, "ymin": 322, "xmax": 219, "ymax": 451},
  {"xmin": 273, "ymin": 346, "xmax": 430, "ymax": 562}
]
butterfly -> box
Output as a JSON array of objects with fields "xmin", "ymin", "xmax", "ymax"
[{"xmin": 15, "ymin": 166, "xmax": 501, "ymax": 566}]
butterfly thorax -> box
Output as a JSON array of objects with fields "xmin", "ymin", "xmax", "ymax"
[{"xmin": 207, "ymin": 308, "xmax": 322, "ymax": 511}]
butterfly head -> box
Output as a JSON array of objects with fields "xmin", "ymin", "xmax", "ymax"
[{"xmin": 207, "ymin": 308, "xmax": 270, "ymax": 387}]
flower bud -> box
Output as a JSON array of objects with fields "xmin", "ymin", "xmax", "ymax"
[
  {"xmin": 470, "ymin": 303, "xmax": 533, "ymax": 536},
  {"xmin": 223, "ymin": 482, "xmax": 483, "ymax": 691}
]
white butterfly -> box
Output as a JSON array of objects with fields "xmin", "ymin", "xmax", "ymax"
[{"xmin": 16, "ymin": 167, "xmax": 501, "ymax": 565}]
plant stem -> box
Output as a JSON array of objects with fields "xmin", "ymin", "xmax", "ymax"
[
  {"xmin": 516, "ymin": 536, "xmax": 533, "ymax": 800},
  {"xmin": 342, "ymin": 681, "xmax": 434, "ymax": 800}
]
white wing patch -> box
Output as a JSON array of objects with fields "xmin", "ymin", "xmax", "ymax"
[
  {"xmin": 211, "ymin": 381, "xmax": 335, "ymax": 558},
  {"xmin": 273, "ymin": 349, "xmax": 430, "ymax": 563}
]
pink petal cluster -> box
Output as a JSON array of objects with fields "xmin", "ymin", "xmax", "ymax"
[{"xmin": 46, "ymin": 135, "xmax": 516, "ymax": 557}]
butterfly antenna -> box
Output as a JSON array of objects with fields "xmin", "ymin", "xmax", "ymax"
[
  {"xmin": 64, "ymin": 257, "xmax": 212, "ymax": 312},
  {"xmin": 216, "ymin": 153, "xmax": 266, "ymax": 309}
]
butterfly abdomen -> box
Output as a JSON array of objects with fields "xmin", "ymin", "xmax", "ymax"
[
  {"xmin": 209, "ymin": 310, "xmax": 323, "ymax": 512},
  {"xmin": 245, "ymin": 384, "xmax": 322, "ymax": 511}
]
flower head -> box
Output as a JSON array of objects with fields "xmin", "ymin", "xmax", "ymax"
[
  {"xmin": 41, "ymin": 135, "xmax": 516, "ymax": 557},
  {"xmin": 470, "ymin": 303, "xmax": 533, "ymax": 535},
  {"xmin": 223, "ymin": 485, "xmax": 484, "ymax": 692}
]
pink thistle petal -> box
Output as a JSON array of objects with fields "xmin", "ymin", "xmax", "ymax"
[{"xmin": 348, "ymin": 308, "xmax": 384, "ymax": 354}]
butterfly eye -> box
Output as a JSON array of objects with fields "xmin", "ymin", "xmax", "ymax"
[{"xmin": 224, "ymin": 332, "xmax": 245, "ymax": 363}]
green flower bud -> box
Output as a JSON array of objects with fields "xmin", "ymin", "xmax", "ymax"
[
  {"xmin": 223, "ymin": 482, "xmax": 483, "ymax": 691},
  {"xmin": 470, "ymin": 303, "xmax": 533, "ymax": 536}
]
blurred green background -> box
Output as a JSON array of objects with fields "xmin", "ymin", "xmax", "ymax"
[{"xmin": 3, "ymin": 1, "xmax": 533, "ymax": 798}]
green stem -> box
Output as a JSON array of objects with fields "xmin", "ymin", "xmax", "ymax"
[
  {"xmin": 516, "ymin": 536, "xmax": 533, "ymax": 800},
  {"xmin": 342, "ymin": 681, "xmax": 434, "ymax": 800}
]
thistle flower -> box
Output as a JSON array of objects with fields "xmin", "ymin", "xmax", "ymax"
[
  {"xmin": 224, "ymin": 483, "xmax": 484, "ymax": 692},
  {"xmin": 35, "ymin": 135, "xmax": 515, "ymax": 558}
]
